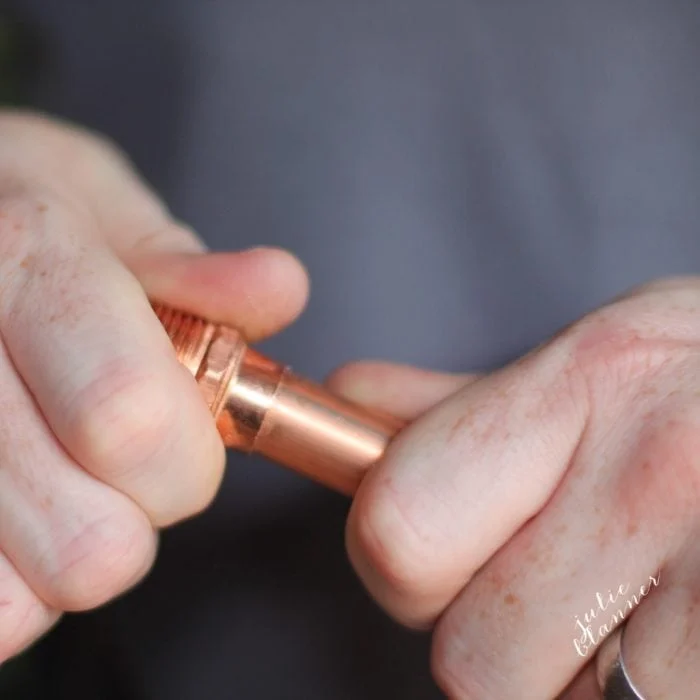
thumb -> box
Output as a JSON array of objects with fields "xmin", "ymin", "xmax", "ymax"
[
  {"xmin": 126, "ymin": 247, "xmax": 310, "ymax": 343},
  {"xmin": 326, "ymin": 361, "xmax": 480, "ymax": 420}
]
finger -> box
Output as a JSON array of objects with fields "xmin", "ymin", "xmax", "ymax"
[
  {"xmin": 0, "ymin": 190, "xmax": 224, "ymax": 526},
  {"xmin": 0, "ymin": 339, "xmax": 157, "ymax": 611},
  {"xmin": 128, "ymin": 248, "xmax": 310, "ymax": 342},
  {"xmin": 0, "ymin": 551, "xmax": 59, "ymax": 664},
  {"xmin": 346, "ymin": 342, "xmax": 587, "ymax": 626},
  {"xmin": 327, "ymin": 361, "xmax": 480, "ymax": 420},
  {"xmin": 430, "ymin": 477, "xmax": 663, "ymax": 697},
  {"xmin": 429, "ymin": 378, "xmax": 692, "ymax": 698}
]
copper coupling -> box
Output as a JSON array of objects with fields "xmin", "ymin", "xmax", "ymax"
[{"xmin": 153, "ymin": 303, "xmax": 404, "ymax": 495}]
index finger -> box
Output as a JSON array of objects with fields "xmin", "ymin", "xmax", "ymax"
[{"xmin": 346, "ymin": 342, "xmax": 588, "ymax": 626}]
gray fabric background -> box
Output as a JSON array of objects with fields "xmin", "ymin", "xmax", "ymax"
[{"xmin": 2, "ymin": 1, "xmax": 700, "ymax": 697}]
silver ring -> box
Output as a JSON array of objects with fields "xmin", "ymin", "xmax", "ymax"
[{"xmin": 596, "ymin": 625, "xmax": 647, "ymax": 699}]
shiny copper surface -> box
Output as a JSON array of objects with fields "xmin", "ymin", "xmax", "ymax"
[{"xmin": 153, "ymin": 303, "xmax": 404, "ymax": 494}]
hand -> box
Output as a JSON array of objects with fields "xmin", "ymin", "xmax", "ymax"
[
  {"xmin": 0, "ymin": 111, "xmax": 309, "ymax": 664},
  {"xmin": 330, "ymin": 278, "xmax": 700, "ymax": 698}
]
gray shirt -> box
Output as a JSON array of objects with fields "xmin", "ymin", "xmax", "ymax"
[{"xmin": 4, "ymin": 1, "xmax": 700, "ymax": 697}]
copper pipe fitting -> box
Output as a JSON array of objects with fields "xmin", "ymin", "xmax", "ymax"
[{"xmin": 153, "ymin": 303, "xmax": 404, "ymax": 495}]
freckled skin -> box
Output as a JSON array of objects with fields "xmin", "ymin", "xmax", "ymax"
[
  {"xmin": 487, "ymin": 570, "xmax": 505, "ymax": 592},
  {"xmin": 314, "ymin": 277, "xmax": 700, "ymax": 695},
  {"xmin": 0, "ymin": 114, "xmax": 319, "ymax": 669}
]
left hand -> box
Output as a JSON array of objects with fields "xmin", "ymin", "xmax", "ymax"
[{"xmin": 328, "ymin": 277, "xmax": 700, "ymax": 699}]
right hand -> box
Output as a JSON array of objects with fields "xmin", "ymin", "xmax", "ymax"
[{"xmin": 0, "ymin": 110, "xmax": 309, "ymax": 664}]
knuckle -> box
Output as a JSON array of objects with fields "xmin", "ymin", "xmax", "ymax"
[
  {"xmin": 44, "ymin": 509, "xmax": 155, "ymax": 610},
  {"xmin": 66, "ymin": 359, "xmax": 224, "ymax": 524},
  {"xmin": 351, "ymin": 482, "xmax": 436, "ymax": 599},
  {"xmin": 561, "ymin": 311, "xmax": 686, "ymax": 398},
  {"xmin": 66, "ymin": 359, "xmax": 181, "ymax": 479}
]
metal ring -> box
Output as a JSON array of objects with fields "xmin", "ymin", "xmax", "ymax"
[{"xmin": 596, "ymin": 625, "xmax": 647, "ymax": 699}]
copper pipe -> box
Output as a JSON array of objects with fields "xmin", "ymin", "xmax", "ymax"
[{"xmin": 153, "ymin": 303, "xmax": 405, "ymax": 495}]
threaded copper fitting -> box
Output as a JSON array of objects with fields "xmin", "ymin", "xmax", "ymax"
[{"xmin": 153, "ymin": 303, "xmax": 404, "ymax": 495}]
